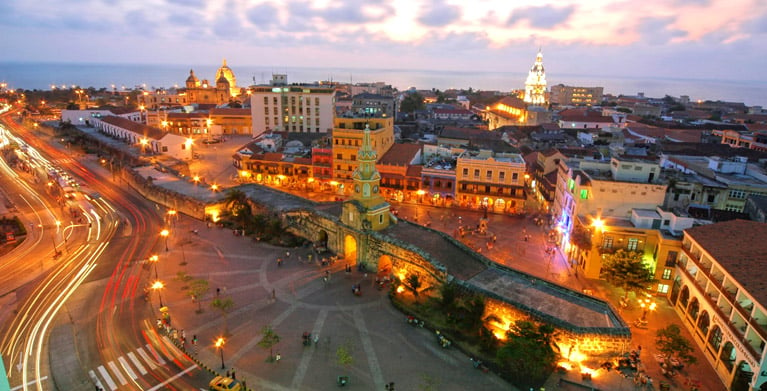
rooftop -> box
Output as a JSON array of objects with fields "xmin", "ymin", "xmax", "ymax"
[{"xmin": 686, "ymin": 220, "xmax": 767, "ymax": 306}]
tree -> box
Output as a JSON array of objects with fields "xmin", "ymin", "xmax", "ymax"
[
  {"xmin": 402, "ymin": 273, "xmax": 433, "ymax": 302},
  {"xmin": 656, "ymin": 324, "xmax": 697, "ymax": 367},
  {"xmin": 257, "ymin": 325, "xmax": 281, "ymax": 362},
  {"xmin": 223, "ymin": 189, "xmax": 252, "ymax": 231},
  {"xmin": 211, "ymin": 297, "xmax": 234, "ymax": 335},
  {"xmin": 600, "ymin": 249, "xmax": 654, "ymax": 299},
  {"xmin": 336, "ymin": 343, "xmax": 353, "ymax": 367},
  {"xmin": 497, "ymin": 320, "xmax": 559, "ymax": 389},
  {"xmin": 438, "ymin": 282, "xmax": 458, "ymax": 312},
  {"xmin": 400, "ymin": 93, "xmax": 425, "ymax": 113},
  {"xmin": 187, "ymin": 279, "xmax": 209, "ymax": 313}
]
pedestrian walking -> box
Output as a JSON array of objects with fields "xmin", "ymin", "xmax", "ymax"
[
  {"xmin": 277, "ymin": 257, "xmax": 283, "ymax": 267},
  {"xmin": 275, "ymin": 352, "xmax": 281, "ymax": 362},
  {"xmin": 286, "ymin": 250, "xmax": 290, "ymax": 258}
]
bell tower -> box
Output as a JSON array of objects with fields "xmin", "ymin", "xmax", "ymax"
[
  {"xmin": 524, "ymin": 49, "xmax": 547, "ymax": 105},
  {"xmin": 341, "ymin": 124, "xmax": 391, "ymax": 231}
]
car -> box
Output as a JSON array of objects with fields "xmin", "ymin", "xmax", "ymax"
[{"xmin": 209, "ymin": 376, "xmax": 242, "ymax": 391}]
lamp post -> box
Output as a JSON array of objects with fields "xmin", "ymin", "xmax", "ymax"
[
  {"xmin": 639, "ymin": 298, "xmax": 656, "ymax": 322},
  {"xmin": 160, "ymin": 229, "xmax": 169, "ymax": 251},
  {"xmin": 52, "ymin": 220, "xmax": 61, "ymax": 255},
  {"xmin": 151, "ymin": 280, "xmax": 165, "ymax": 308},
  {"xmin": 148, "ymin": 254, "xmax": 159, "ymax": 279},
  {"xmin": 167, "ymin": 210, "xmax": 177, "ymax": 227},
  {"xmin": 215, "ymin": 337, "xmax": 226, "ymax": 369}
]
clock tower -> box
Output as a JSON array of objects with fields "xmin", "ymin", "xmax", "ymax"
[{"xmin": 341, "ymin": 124, "xmax": 391, "ymax": 231}]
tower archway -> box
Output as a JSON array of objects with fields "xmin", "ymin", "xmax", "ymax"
[
  {"xmin": 378, "ymin": 254, "xmax": 393, "ymax": 276},
  {"xmin": 344, "ymin": 234, "xmax": 358, "ymax": 264}
]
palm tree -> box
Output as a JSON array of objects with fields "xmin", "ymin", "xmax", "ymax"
[
  {"xmin": 223, "ymin": 189, "xmax": 251, "ymax": 232},
  {"xmin": 257, "ymin": 326, "xmax": 281, "ymax": 362},
  {"xmin": 402, "ymin": 274, "xmax": 433, "ymax": 302}
]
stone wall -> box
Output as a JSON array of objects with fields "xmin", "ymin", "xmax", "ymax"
[{"xmin": 120, "ymin": 167, "xmax": 208, "ymax": 220}]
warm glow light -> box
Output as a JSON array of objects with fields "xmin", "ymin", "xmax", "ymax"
[
  {"xmin": 570, "ymin": 349, "xmax": 587, "ymax": 364},
  {"xmin": 396, "ymin": 286, "xmax": 405, "ymax": 294},
  {"xmin": 193, "ymin": 175, "xmax": 201, "ymax": 183},
  {"xmin": 416, "ymin": 190, "xmax": 426, "ymax": 196},
  {"xmin": 140, "ymin": 138, "xmax": 148, "ymax": 146},
  {"xmin": 151, "ymin": 280, "xmax": 164, "ymax": 290},
  {"xmin": 307, "ymin": 177, "xmax": 315, "ymax": 183},
  {"xmin": 591, "ymin": 217, "xmax": 604, "ymax": 232},
  {"xmin": 215, "ymin": 337, "xmax": 225, "ymax": 348},
  {"xmin": 160, "ymin": 229, "xmax": 169, "ymax": 237},
  {"xmin": 149, "ymin": 254, "xmax": 159, "ymax": 263},
  {"xmin": 329, "ymin": 181, "xmax": 338, "ymax": 186},
  {"xmin": 581, "ymin": 367, "xmax": 598, "ymax": 378},
  {"xmin": 211, "ymin": 184, "xmax": 219, "ymax": 191},
  {"xmin": 557, "ymin": 361, "xmax": 573, "ymax": 371},
  {"xmin": 185, "ymin": 137, "xmax": 194, "ymax": 148}
]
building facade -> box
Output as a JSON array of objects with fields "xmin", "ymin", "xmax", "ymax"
[
  {"xmin": 550, "ymin": 84, "xmax": 603, "ymax": 106},
  {"xmin": 671, "ymin": 220, "xmax": 767, "ymax": 391},
  {"xmin": 455, "ymin": 151, "xmax": 527, "ymax": 213},
  {"xmin": 331, "ymin": 117, "xmax": 395, "ymax": 190},
  {"xmin": 249, "ymin": 74, "xmax": 335, "ymax": 137}
]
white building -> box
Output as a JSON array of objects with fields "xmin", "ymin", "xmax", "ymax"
[
  {"xmin": 93, "ymin": 116, "xmax": 192, "ymax": 160},
  {"xmin": 61, "ymin": 108, "xmax": 141, "ymax": 126},
  {"xmin": 523, "ymin": 50, "xmax": 547, "ymax": 105},
  {"xmin": 672, "ymin": 220, "xmax": 767, "ymax": 391},
  {"xmin": 249, "ymin": 74, "xmax": 335, "ymax": 137}
]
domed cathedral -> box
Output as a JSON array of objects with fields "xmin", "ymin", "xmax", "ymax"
[
  {"xmin": 182, "ymin": 59, "xmax": 241, "ymax": 105},
  {"xmin": 523, "ymin": 49, "xmax": 547, "ymax": 106},
  {"xmin": 215, "ymin": 59, "xmax": 239, "ymax": 97},
  {"xmin": 341, "ymin": 124, "xmax": 392, "ymax": 232}
]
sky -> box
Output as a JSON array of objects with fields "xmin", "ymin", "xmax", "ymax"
[{"xmin": 1, "ymin": 0, "xmax": 767, "ymax": 83}]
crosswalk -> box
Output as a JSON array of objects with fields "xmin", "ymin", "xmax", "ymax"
[{"xmin": 88, "ymin": 343, "xmax": 188, "ymax": 390}]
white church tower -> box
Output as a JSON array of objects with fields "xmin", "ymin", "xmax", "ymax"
[{"xmin": 523, "ymin": 49, "xmax": 547, "ymax": 105}]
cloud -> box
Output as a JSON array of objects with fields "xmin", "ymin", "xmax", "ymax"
[
  {"xmin": 417, "ymin": 0, "xmax": 461, "ymax": 27},
  {"xmin": 246, "ymin": 3, "xmax": 280, "ymax": 28},
  {"xmin": 507, "ymin": 5, "xmax": 575, "ymax": 29},
  {"xmin": 212, "ymin": 1, "xmax": 245, "ymax": 39},
  {"xmin": 638, "ymin": 17, "xmax": 687, "ymax": 45},
  {"xmin": 165, "ymin": 0, "xmax": 207, "ymax": 7}
]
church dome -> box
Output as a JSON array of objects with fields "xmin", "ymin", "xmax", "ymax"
[
  {"xmin": 186, "ymin": 69, "xmax": 199, "ymax": 83},
  {"xmin": 215, "ymin": 59, "xmax": 237, "ymax": 89}
]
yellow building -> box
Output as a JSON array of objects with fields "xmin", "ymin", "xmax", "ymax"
[
  {"xmin": 331, "ymin": 117, "xmax": 395, "ymax": 191},
  {"xmin": 454, "ymin": 150, "xmax": 527, "ymax": 213},
  {"xmin": 209, "ymin": 108, "xmax": 252, "ymax": 135},
  {"xmin": 138, "ymin": 60, "xmax": 242, "ymax": 110}
]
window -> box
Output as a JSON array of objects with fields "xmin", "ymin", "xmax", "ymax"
[
  {"xmin": 474, "ymin": 169, "xmax": 480, "ymax": 178},
  {"xmin": 336, "ymin": 153, "xmax": 342, "ymax": 159},
  {"xmin": 568, "ymin": 179, "xmax": 575, "ymax": 192},
  {"xmin": 264, "ymin": 107, "xmax": 269, "ymax": 115},
  {"xmin": 462, "ymin": 168, "xmax": 468, "ymax": 176},
  {"xmin": 663, "ymin": 219, "xmax": 670, "ymax": 226},
  {"xmin": 486, "ymin": 170, "xmax": 492, "ymax": 180},
  {"xmin": 273, "ymin": 97, "xmax": 278, "ymax": 105},
  {"xmin": 665, "ymin": 251, "xmax": 678, "ymax": 267},
  {"xmin": 603, "ymin": 236, "xmax": 613, "ymax": 249},
  {"xmin": 351, "ymin": 155, "xmax": 356, "ymax": 161},
  {"xmin": 662, "ymin": 268, "xmax": 672, "ymax": 280},
  {"xmin": 657, "ymin": 284, "xmax": 669, "ymax": 294},
  {"xmin": 580, "ymin": 189, "xmax": 588, "ymax": 199},
  {"xmin": 707, "ymin": 194, "xmax": 715, "ymax": 203},
  {"xmin": 512, "ymin": 173, "xmax": 519, "ymax": 181},
  {"xmin": 499, "ymin": 172, "xmax": 505, "ymax": 181},
  {"xmin": 265, "ymin": 118, "xmax": 269, "ymax": 125},
  {"xmin": 263, "ymin": 97, "xmax": 268, "ymax": 105},
  {"xmin": 729, "ymin": 190, "xmax": 746, "ymax": 199},
  {"xmin": 315, "ymin": 98, "xmax": 320, "ymax": 105},
  {"xmin": 627, "ymin": 238, "xmax": 639, "ymax": 251}
]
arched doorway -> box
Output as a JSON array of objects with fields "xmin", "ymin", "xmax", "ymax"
[
  {"xmin": 688, "ymin": 297, "xmax": 700, "ymax": 320},
  {"xmin": 317, "ymin": 230, "xmax": 328, "ymax": 249},
  {"xmin": 679, "ymin": 286, "xmax": 690, "ymax": 310},
  {"xmin": 378, "ymin": 254, "xmax": 393, "ymax": 276},
  {"xmin": 731, "ymin": 361, "xmax": 753, "ymax": 391},
  {"xmin": 697, "ymin": 311, "xmax": 710, "ymax": 337},
  {"xmin": 670, "ymin": 276, "xmax": 682, "ymax": 303},
  {"xmin": 708, "ymin": 325, "xmax": 722, "ymax": 352},
  {"xmin": 720, "ymin": 342, "xmax": 736, "ymax": 371},
  {"xmin": 344, "ymin": 234, "xmax": 357, "ymax": 264},
  {"xmin": 493, "ymin": 198, "xmax": 505, "ymax": 213}
]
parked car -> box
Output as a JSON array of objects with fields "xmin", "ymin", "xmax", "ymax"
[{"xmin": 209, "ymin": 376, "xmax": 241, "ymax": 391}]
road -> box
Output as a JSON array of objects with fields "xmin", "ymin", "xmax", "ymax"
[{"xmin": 0, "ymin": 109, "xmax": 211, "ymax": 390}]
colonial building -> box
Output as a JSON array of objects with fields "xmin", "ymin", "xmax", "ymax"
[
  {"xmin": 249, "ymin": 74, "xmax": 336, "ymax": 137},
  {"xmin": 351, "ymin": 92, "xmax": 395, "ymax": 118},
  {"xmin": 331, "ymin": 116, "xmax": 395, "ymax": 190},
  {"xmin": 671, "ymin": 220, "xmax": 767, "ymax": 391},
  {"xmin": 93, "ymin": 115, "xmax": 192, "ymax": 160},
  {"xmin": 455, "ymin": 150, "xmax": 527, "ymax": 213},
  {"xmin": 137, "ymin": 60, "xmax": 242, "ymax": 110},
  {"xmin": 523, "ymin": 50, "xmax": 547, "ymax": 106},
  {"xmin": 61, "ymin": 107, "xmax": 141, "ymax": 126}
]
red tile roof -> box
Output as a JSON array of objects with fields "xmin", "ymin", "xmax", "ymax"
[
  {"xmin": 685, "ymin": 220, "xmax": 767, "ymax": 305},
  {"xmin": 559, "ymin": 108, "xmax": 615, "ymax": 123},
  {"xmin": 379, "ymin": 143, "xmax": 422, "ymax": 165},
  {"xmin": 100, "ymin": 116, "xmax": 165, "ymax": 140},
  {"xmin": 210, "ymin": 108, "xmax": 251, "ymax": 116}
]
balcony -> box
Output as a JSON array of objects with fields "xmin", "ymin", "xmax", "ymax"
[{"xmin": 676, "ymin": 266, "xmax": 762, "ymax": 359}]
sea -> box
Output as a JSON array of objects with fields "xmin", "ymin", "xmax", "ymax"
[{"xmin": 1, "ymin": 62, "xmax": 766, "ymax": 108}]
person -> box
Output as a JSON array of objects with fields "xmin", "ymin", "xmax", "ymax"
[
  {"xmin": 277, "ymin": 257, "xmax": 283, "ymax": 267},
  {"xmin": 275, "ymin": 352, "xmax": 281, "ymax": 362}
]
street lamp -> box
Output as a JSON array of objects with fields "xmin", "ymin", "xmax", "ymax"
[
  {"xmin": 160, "ymin": 229, "xmax": 170, "ymax": 251},
  {"xmin": 52, "ymin": 220, "xmax": 61, "ymax": 255},
  {"xmin": 148, "ymin": 254, "xmax": 159, "ymax": 279},
  {"xmin": 140, "ymin": 138, "xmax": 149, "ymax": 154},
  {"xmin": 211, "ymin": 184, "xmax": 219, "ymax": 192},
  {"xmin": 215, "ymin": 337, "xmax": 226, "ymax": 369},
  {"xmin": 639, "ymin": 298, "xmax": 657, "ymax": 322},
  {"xmin": 151, "ymin": 280, "xmax": 165, "ymax": 308},
  {"xmin": 167, "ymin": 210, "xmax": 177, "ymax": 226}
]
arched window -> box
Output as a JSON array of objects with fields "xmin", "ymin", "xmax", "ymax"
[
  {"xmin": 679, "ymin": 286, "xmax": 690, "ymax": 309},
  {"xmin": 708, "ymin": 326, "xmax": 722, "ymax": 351},
  {"xmin": 697, "ymin": 311, "xmax": 710, "ymax": 336},
  {"xmin": 688, "ymin": 298, "xmax": 700, "ymax": 320},
  {"xmin": 720, "ymin": 342, "xmax": 736, "ymax": 371}
]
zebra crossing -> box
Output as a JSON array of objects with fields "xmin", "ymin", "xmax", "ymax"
[{"xmin": 88, "ymin": 343, "xmax": 178, "ymax": 390}]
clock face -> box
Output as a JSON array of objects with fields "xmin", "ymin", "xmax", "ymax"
[{"xmin": 373, "ymin": 185, "xmax": 379, "ymax": 193}]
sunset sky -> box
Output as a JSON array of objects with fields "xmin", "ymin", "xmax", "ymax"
[{"xmin": 1, "ymin": 0, "xmax": 766, "ymax": 82}]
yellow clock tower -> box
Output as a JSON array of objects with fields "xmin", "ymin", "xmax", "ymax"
[{"xmin": 341, "ymin": 124, "xmax": 391, "ymax": 231}]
